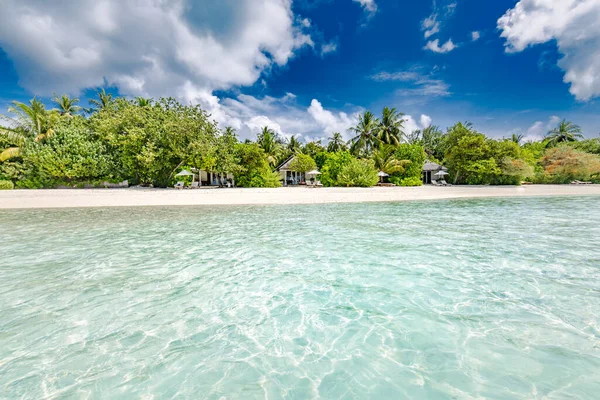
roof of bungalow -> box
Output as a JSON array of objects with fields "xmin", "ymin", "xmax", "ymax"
[
  {"xmin": 423, "ymin": 161, "xmax": 448, "ymax": 172},
  {"xmin": 276, "ymin": 155, "xmax": 295, "ymax": 171}
]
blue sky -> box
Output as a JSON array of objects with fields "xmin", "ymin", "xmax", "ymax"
[{"xmin": 0, "ymin": 0, "xmax": 599, "ymax": 141}]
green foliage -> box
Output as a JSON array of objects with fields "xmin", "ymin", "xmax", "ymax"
[
  {"xmin": 21, "ymin": 119, "xmax": 117, "ymax": 186},
  {"xmin": 320, "ymin": 151, "xmax": 355, "ymax": 187},
  {"xmin": 0, "ymin": 180, "xmax": 14, "ymax": 190},
  {"xmin": 392, "ymin": 143, "xmax": 425, "ymax": 180},
  {"xmin": 234, "ymin": 143, "xmax": 281, "ymax": 187},
  {"xmin": 89, "ymin": 97, "xmax": 218, "ymax": 187},
  {"xmin": 314, "ymin": 151, "xmax": 328, "ymax": 170},
  {"xmin": 289, "ymin": 153, "xmax": 316, "ymax": 173},
  {"xmin": 545, "ymin": 119, "xmax": 583, "ymax": 147},
  {"xmin": 336, "ymin": 158, "xmax": 379, "ymax": 187},
  {"xmin": 327, "ymin": 133, "xmax": 347, "ymax": 153},
  {"xmin": 376, "ymin": 107, "xmax": 404, "ymax": 146},
  {"xmin": 570, "ymin": 138, "xmax": 600, "ymax": 155},
  {"xmin": 349, "ymin": 111, "xmax": 380, "ymax": 157},
  {"xmin": 397, "ymin": 176, "xmax": 423, "ymax": 187},
  {"xmin": 302, "ymin": 141, "xmax": 326, "ymax": 159}
]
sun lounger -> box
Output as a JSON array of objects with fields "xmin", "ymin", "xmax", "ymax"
[
  {"xmin": 440, "ymin": 179, "xmax": 452, "ymax": 186},
  {"xmin": 174, "ymin": 181, "xmax": 184, "ymax": 189},
  {"xmin": 431, "ymin": 180, "xmax": 441, "ymax": 186},
  {"xmin": 190, "ymin": 182, "xmax": 199, "ymax": 189}
]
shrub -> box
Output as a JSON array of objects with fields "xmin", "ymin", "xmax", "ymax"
[
  {"xmin": 397, "ymin": 176, "xmax": 423, "ymax": 187},
  {"xmin": 394, "ymin": 143, "xmax": 426, "ymax": 180},
  {"xmin": 337, "ymin": 158, "xmax": 379, "ymax": 187},
  {"xmin": 540, "ymin": 147, "xmax": 600, "ymax": 183},
  {"xmin": 0, "ymin": 180, "xmax": 14, "ymax": 190},
  {"xmin": 320, "ymin": 151, "xmax": 354, "ymax": 187},
  {"xmin": 234, "ymin": 143, "xmax": 282, "ymax": 188}
]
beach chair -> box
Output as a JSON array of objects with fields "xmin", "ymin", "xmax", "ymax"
[
  {"xmin": 431, "ymin": 180, "xmax": 441, "ymax": 186},
  {"xmin": 174, "ymin": 181, "xmax": 184, "ymax": 189},
  {"xmin": 440, "ymin": 179, "xmax": 452, "ymax": 186},
  {"xmin": 190, "ymin": 181, "xmax": 199, "ymax": 189}
]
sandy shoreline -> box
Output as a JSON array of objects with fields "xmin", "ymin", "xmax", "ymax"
[{"xmin": 1, "ymin": 185, "xmax": 599, "ymax": 209}]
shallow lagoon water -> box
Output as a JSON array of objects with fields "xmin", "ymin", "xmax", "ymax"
[{"xmin": 1, "ymin": 197, "xmax": 599, "ymax": 399}]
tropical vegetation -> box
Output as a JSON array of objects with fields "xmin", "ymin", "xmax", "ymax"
[{"xmin": 1, "ymin": 92, "xmax": 600, "ymax": 189}]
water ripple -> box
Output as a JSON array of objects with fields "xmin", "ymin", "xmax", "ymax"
[{"xmin": 1, "ymin": 197, "xmax": 599, "ymax": 399}]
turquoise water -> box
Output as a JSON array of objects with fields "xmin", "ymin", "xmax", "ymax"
[{"xmin": 1, "ymin": 197, "xmax": 600, "ymax": 399}]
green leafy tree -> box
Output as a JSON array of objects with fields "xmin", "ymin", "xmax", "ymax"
[
  {"xmin": 327, "ymin": 132, "xmax": 347, "ymax": 152},
  {"xmin": 320, "ymin": 151, "xmax": 355, "ymax": 187},
  {"xmin": 349, "ymin": 111, "xmax": 380, "ymax": 157},
  {"xmin": 234, "ymin": 143, "xmax": 281, "ymax": 187},
  {"xmin": 388, "ymin": 143, "xmax": 426, "ymax": 186},
  {"xmin": 289, "ymin": 153, "xmax": 317, "ymax": 173},
  {"xmin": 135, "ymin": 97, "xmax": 152, "ymax": 107},
  {"xmin": 545, "ymin": 119, "xmax": 583, "ymax": 147},
  {"xmin": 302, "ymin": 140, "xmax": 326, "ymax": 159},
  {"xmin": 337, "ymin": 158, "xmax": 379, "ymax": 187},
  {"xmin": 376, "ymin": 107, "xmax": 404, "ymax": 146}
]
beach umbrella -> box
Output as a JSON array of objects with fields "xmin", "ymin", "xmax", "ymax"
[
  {"xmin": 176, "ymin": 169, "xmax": 195, "ymax": 185},
  {"xmin": 307, "ymin": 170, "xmax": 321, "ymax": 176},
  {"xmin": 378, "ymin": 171, "xmax": 389, "ymax": 183},
  {"xmin": 434, "ymin": 170, "xmax": 448, "ymax": 177}
]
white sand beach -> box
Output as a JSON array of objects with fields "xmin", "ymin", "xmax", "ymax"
[{"xmin": 1, "ymin": 185, "xmax": 599, "ymax": 209}]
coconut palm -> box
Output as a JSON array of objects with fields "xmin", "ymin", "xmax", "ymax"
[
  {"xmin": 372, "ymin": 144, "xmax": 411, "ymax": 175},
  {"xmin": 89, "ymin": 88, "xmax": 113, "ymax": 111},
  {"xmin": 52, "ymin": 94, "xmax": 80, "ymax": 116},
  {"xmin": 287, "ymin": 135, "xmax": 302, "ymax": 154},
  {"xmin": 7, "ymin": 98, "xmax": 58, "ymax": 140},
  {"xmin": 135, "ymin": 97, "xmax": 152, "ymax": 107},
  {"xmin": 545, "ymin": 119, "xmax": 583, "ymax": 147},
  {"xmin": 349, "ymin": 111, "xmax": 380, "ymax": 157},
  {"xmin": 257, "ymin": 126, "xmax": 282, "ymax": 166},
  {"xmin": 327, "ymin": 132, "xmax": 347, "ymax": 152},
  {"xmin": 376, "ymin": 107, "xmax": 404, "ymax": 146},
  {"xmin": 511, "ymin": 133, "xmax": 524, "ymax": 144}
]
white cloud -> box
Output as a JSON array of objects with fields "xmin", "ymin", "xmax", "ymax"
[
  {"xmin": 420, "ymin": 114, "xmax": 432, "ymax": 128},
  {"xmin": 308, "ymin": 99, "xmax": 356, "ymax": 139},
  {"xmin": 498, "ymin": 0, "xmax": 600, "ymax": 101},
  {"xmin": 523, "ymin": 115, "xmax": 562, "ymax": 142},
  {"xmin": 0, "ymin": 0, "xmax": 312, "ymax": 99},
  {"xmin": 471, "ymin": 31, "xmax": 481, "ymax": 41},
  {"xmin": 353, "ymin": 0, "xmax": 378, "ymax": 18},
  {"xmin": 371, "ymin": 68, "xmax": 451, "ymax": 98},
  {"xmin": 421, "ymin": 15, "xmax": 440, "ymax": 39},
  {"xmin": 321, "ymin": 41, "xmax": 338, "ymax": 56},
  {"xmin": 424, "ymin": 39, "xmax": 456, "ymax": 53}
]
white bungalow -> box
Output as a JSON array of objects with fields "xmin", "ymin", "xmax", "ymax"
[
  {"xmin": 193, "ymin": 169, "xmax": 235, "ymax": 187},
  {"xmin": 276, "ymin": 156, "xmax": 305, "ymax": 186}
]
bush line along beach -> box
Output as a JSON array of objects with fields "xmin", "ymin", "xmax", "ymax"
[{"xmin": 1, "ymin": 92, "xmax": 600, "ymax": 192}]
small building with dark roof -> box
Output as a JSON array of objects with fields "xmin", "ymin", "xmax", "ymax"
[
  {"xmin": 422, "ymin": 161, "xmax": 448, "ymax": 184},
  {"xmin": 276, "ymin": 155, "xmax": 306, "ymax": 186}
]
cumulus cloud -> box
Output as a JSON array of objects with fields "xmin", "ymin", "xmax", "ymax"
[
  {"xmin": 424, "ymin": 38, "xmax": 456, "ymax": 53},
  {"xmin": 0, "ymin": 0, "xmax": 312, "ymax": 99},
  {"xmin": 471, "ymin": 31, "xmax": 480, "ymax": 41},
  {"xmin": 402, "ymin": 114, "xmax": 433, "ymax": 135},
  {"xmin": 420, "ymin": 114, "xmax": 432, "ymax": 128},
  {"xmin": 498, "ymin": 0, "xmax": 600, "ymax": 101},
  {"xmin": 308, "ymin": 99, "xmax": 356, "ymax": 139},
  {"xmin": 523, "ymin": 115, "xmax": 562, "ymax": 142},
  {"xmin": 321, "ymin": 41, "xmax": 338, "ymax": 56}
]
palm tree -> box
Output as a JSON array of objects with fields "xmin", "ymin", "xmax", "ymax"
[
  {"xmin": 7, "ymin": 98, "xmax": 58, "ymax": 141},
  {"xmin": 376, "ymin": 107, "xmax": 404, "ymax": 146},
  {"xmin": 135, "ymin": 97, "xmax": 152, "ymax": 107},
  {"xmin": 327, "ymin": 132, "xmax": 347, "ymax": 152},
  {"xmin": 257, "ymin": 127, "xmax": 282, "ymax": 166},
  {"xmin": 287, "ymin": 135, "xmax": 302, "ymax": 154},
  {"xmin": 52, "ymin": 94, "xmax": 80, "ymax": 116},
  {"xmin": 0, "ymin": 128, "xmax": 27, "ymax": 162},
  {"xmin": 372, "ymin": 144, "xmax": 411, "ymax": 175},
  {"xmin": 511, "ymin": 133, "xmax": 524, "ymax": 144},
  {"xmin": 545, "ymin": 119, "xmax": 584, "ymax": 147},
  {"xmin": 89, "ymin": 88, "xmax": 113, "ymax": 111},
  {"xmin": 349, "ymin": 111, "xmax": 380, "ymax": 157}
]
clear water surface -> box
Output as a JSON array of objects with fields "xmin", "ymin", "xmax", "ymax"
[{"xmin": 1, "ymin": 197, "xmax": 599, "ymax": 399}]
